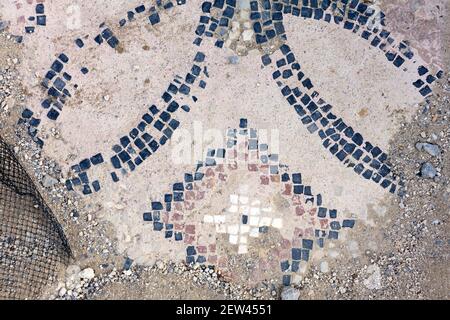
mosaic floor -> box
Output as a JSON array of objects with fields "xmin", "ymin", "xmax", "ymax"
[{"xmin": 1, "ymin": 0, "xmax": 445, "ymax": 288}]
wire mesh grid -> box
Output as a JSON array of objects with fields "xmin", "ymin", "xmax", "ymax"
[{"xmin": 0, "ymin": 135, "xmax": 71, "ymax": 299}]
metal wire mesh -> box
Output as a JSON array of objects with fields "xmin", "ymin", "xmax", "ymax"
[{"xmin": 0, "ymin": 135, "xmax": 71, "ymax": 299}]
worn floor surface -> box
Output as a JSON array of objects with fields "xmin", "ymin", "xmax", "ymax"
[{"xmin": 0, "ymin": 0, "xmax": 448, "ymax": 300}]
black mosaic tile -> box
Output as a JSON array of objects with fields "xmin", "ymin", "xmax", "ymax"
[
  {"xmin": 149, "ymin": 13, "xmax": 160, "ymax": 25},
  {"xmin": 75, "ymin": 38, "xmax": 84, "ymax": 48}
]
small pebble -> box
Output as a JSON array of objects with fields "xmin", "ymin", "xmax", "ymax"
[
  {"xmin": 281, "ymin": 287, "xmax": 300, "ymax": 300},
  {"xmin": 416, "ymin": 142, "xmax": 440, "ymax": 157},
  {"xmin": 420, "ymin": 162, "xmax": 437, "ymax": 179}
]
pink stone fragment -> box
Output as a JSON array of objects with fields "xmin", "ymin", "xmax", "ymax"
[
  {"xmin": 185, "ymin": 224, "xmax": 195, "ymax": 234},
  {"xmin": 174, "ymin": 223, "xmax": 184, "ymax": 231},
  {"xmin": 320, "ymin": 218, "xmax": 329, "ymax": 229},
  {"xmin": 292, "ymin": 195, "xmax": 302, "ymax": 205},
  {"xmin": 270, "ymin": 175, "xmax": 280, "ymax": 183},
  {"xmin": 282, "ymin": 184, "xmax": 292, "ymax": 196},
  {"xmin": 260, "ymin": 175, "xmax": 269, "ymax": 185},
  {"xmin": 305, "ymin": 227, "xmax": 314, "ymax": 237},
  {"xmin": 172, "ymin": 213, "xmax": 183, "ymax": 221},
  {"xmin": 185, "ymin": 191, "xmax": 195, "ymax": 200},
  {"xmin": 295, "ymin": 205, "xmax": 305, "ymax": 216},
  {"xmin": 197, "ymin": 246, "xmax": 207, "ymax": 254}
]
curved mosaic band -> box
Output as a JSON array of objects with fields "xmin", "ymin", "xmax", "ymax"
[{"xmin": 263, "ymin": 44, "xmax": 401, "ymax": 194}]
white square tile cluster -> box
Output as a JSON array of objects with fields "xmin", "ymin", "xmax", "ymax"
[{"xmin": 203, "ymin": 185, "xmax": 284, "ymax": 254}]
